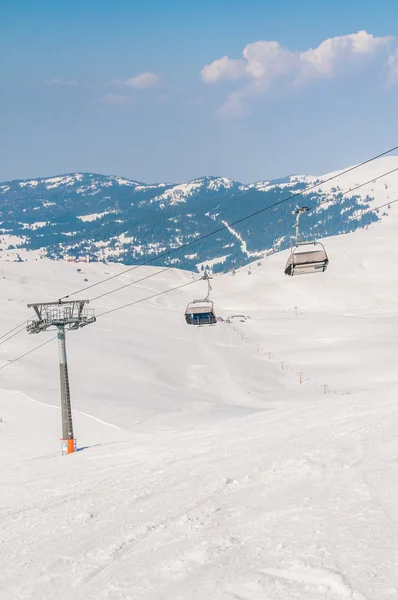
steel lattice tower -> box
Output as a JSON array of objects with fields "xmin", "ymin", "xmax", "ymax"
[{"xmin": 27, "ymin": 300, "xmax": 96, "ymax": 455}]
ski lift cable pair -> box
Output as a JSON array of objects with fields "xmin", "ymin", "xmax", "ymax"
[
  {"xmin": 90, "ymin": 162, "xmax": 398, "ymax": 302},
  {"xmin": 1, "ymin": 150, "xmax": 398, "ymax": 350},
  {"xmin": 215, "ymin": 163, "xmax": 398, "ymax": 249},
  {"xmin": 58, "ymin": 144, "xmax": 398, "ymax": 302},
  {"xmin": 0, "ymin": 320, "xmax": 29, "ymax": 342},
  {"xmin": 3, "ymin": 194, "xmax": 398, "ymax": 371},
  {"xmin": 1, "ymin": 146, "xmax": 398, "ymax": 366},
  {"xmin": 0, "ymin": 144, "xmax": 392, "ymax": 336},
  {"xmin": 69, "ymin": 193, "xmax": 398, "ymax": 321},
  {"xmin": 2, "ymin": 151, "xmax": 398, "ymax": 334},
  {"xmin": 0, "ymin": 278, "xmax": 202, "ymax": 371},
  {"xmin": 0, "ymin": 324, "xmax": 29, "ymax": 347}
]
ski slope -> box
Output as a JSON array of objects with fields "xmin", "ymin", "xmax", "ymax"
[
  {"xmin": 298, "ymin": 155, "xmax": 398, "ymax": 220},
  {"xmin": 1, "ymin": 221, "xmax": 398, "ymax": 599}
]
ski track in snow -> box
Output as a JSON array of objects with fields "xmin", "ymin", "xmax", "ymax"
[
  {"xmin": 0, "ymin": 388, "xmax": 121, "ymax": 431},
  {"xmin": 221, "ymin": 220, "xmax": 264, "ymax": 259}
]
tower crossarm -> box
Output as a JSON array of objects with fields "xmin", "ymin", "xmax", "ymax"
[{"xmin": 26, "ymin": 300, "xmax": 96, "ymax": 333}]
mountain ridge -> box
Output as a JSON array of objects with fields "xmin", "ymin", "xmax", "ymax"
[{"xmin": 1, "ymin": 157, "xmax": 398, "ymax": 271}]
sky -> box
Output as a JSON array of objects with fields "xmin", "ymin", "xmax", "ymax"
[{"xmin": 2, "ymin": 0, "xmax": 398, "ymax": 184}]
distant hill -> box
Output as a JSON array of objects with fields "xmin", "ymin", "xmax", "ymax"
[{"xmin": 1, "ymin": 157, "xmax": 397, "ymax": 272}]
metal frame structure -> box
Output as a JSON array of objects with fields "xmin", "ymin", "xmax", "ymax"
[
  {"xmin": 26, "ymin": 300, "xmax": 96, "ymax": 455},
  {"xmin": 293, "ymin": 206, "xmax": 310, "ymax": 244},
  {"xmin": 27, "ymin": 300, "xmax": 95, "ymax": 333},
  {"xmin": 285, "ymin": 207, "xmax": 329, "ymax": 276},
  {"xmin": 185, "ymin": 273, "xmax": 217, "ymax": 326},
  {"xmin": 195, "ymin": 273, "xmax": 212, "ymax": 304}
]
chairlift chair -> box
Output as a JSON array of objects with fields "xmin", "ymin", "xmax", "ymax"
[
  {"xmin": 185, "ymin": 300, "xmax": 217, "ymax": 325},
  {"xmin": 185, "ymin": 274, "xmax": 217, "ymax": 326},
  {"xmin": 284, "ymin": 207, "xmax": 329, "ymax": 276}
]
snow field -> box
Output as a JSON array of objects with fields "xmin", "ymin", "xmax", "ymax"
[{"xmin": 1, "ymin": 218, "xmax": 398, "ymax": 598}]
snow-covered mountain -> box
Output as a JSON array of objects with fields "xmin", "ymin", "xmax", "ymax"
[
  {"xmin": 1, "ymin": 156, "xmax": 398, "ymax": 271},
  {"xmin": 2, "ymin": 218, "xmax": 398, "ymax": 598}
]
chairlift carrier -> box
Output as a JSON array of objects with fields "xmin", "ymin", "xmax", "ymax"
[
  {"xmin": 185, "ymin": 274, "xmax": 217, "ymax": 326},
  {"xmin": 284, "ymin": 207, "xmax": 329, "ymax": 276}
]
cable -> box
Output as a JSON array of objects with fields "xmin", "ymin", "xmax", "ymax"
[
  {"xmin": 90, "ymin": 164, "xmax": 398, "ymax": 300},
  {"xmin": 91, "ymin": 267, "xmax": 171, "ymax": 302},
  {"xmin": 1, "ymin": 147, "xmax": 398, "ymax": 356},
  {"xmin": 0, "ymin": 278, "xmax": 201, "ymax": 370},
  {"xmin": 0, "ymin": 270, "xmax": 173, "ymax": 344},
  {"xmin": 355, "ymin": 196, "xmax": 398, "ymax": 217},
  {"xmin": 95, "ymin": 194, "xmax": 398, "ymax": 318},
  {"xmin": 97, "ymin": 276, "xmax": 202, "ymax": 318},
  {"xmin": 305, "ymin": 167, "xmax": 398, "ymax": 214},
  {"xmin": 0, "ymin": 336, "xmax": 56, "ymax": 372},
  {"xmin": 59, "ymin": 144, "xmax": 398, "ymax": 300},
  {"xmin": 3, "ymin": 194, "xmax": 398, "ymax": 369},
  {"xmin": 0, "ymin": 153, "xmax": 396, "ymax": 353},
  {"xmin": 0, "ymin": 277, "xmax": 202, "ymax": 370},
  {"xmin": 0, "ymin": 320, "xmax": 28, "ymax": 341},
  {"xmin": 238, "ymin": 164, "xmax": 398, "ymax": 243},
  {"xmin": 254, "ymin": 164, "xmax": 398, "ymax": 242},
  {"xmin": 0, "ymin": 326, "xmax": 27, "ymax": 348}
]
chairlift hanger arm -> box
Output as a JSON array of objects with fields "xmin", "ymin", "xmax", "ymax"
[
  {"xmin": 293, "ymin": 206, "xmax": 310, "ymax": 244},
  {"xmin": 201, "ymin": 273, "xmax": 212, "ymax": 302}
]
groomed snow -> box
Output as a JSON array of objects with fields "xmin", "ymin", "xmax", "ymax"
[{"xmin": 1, "ymin": 220, "xmax": 398, "ymax": 599}]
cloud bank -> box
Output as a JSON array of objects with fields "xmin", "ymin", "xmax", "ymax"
[{"xmin": 200, "ymin": 31, "xmax": 395, "ymax": 115}]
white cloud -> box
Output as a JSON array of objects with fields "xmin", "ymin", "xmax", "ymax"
[
  {"xmin": 125, "ymin": 72, "xmax": 161, "ymax": 89},
  {"xmin": 387, "ymin": 50, "xmax": 398, "ymax": 83},
  {"xmin": 99, "ymin": 93, "xmax": 130, "ymax": 105},
  {"xmin": 46, "ymin": 78, "xmax": 78, "ymax": 86},
  {"xmin": 299, "ymin": 31, "xmax": 392, "ymax": 80},
  {"xmin": 201, "ymin": 31, "xmax": 394, "ymax": 114},
  {"xmin": 201, "ymin": 56, "xmax": 246, "ymax": 84}
]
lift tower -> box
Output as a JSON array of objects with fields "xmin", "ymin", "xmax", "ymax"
[{"xmin": 27, "ymin": 300, "xmax": 96, "ymax": 455}]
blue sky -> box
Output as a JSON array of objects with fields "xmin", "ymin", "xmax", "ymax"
[{"xmin": 2, "ymin": 0, "xmax": 398, "ymax": 183}]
